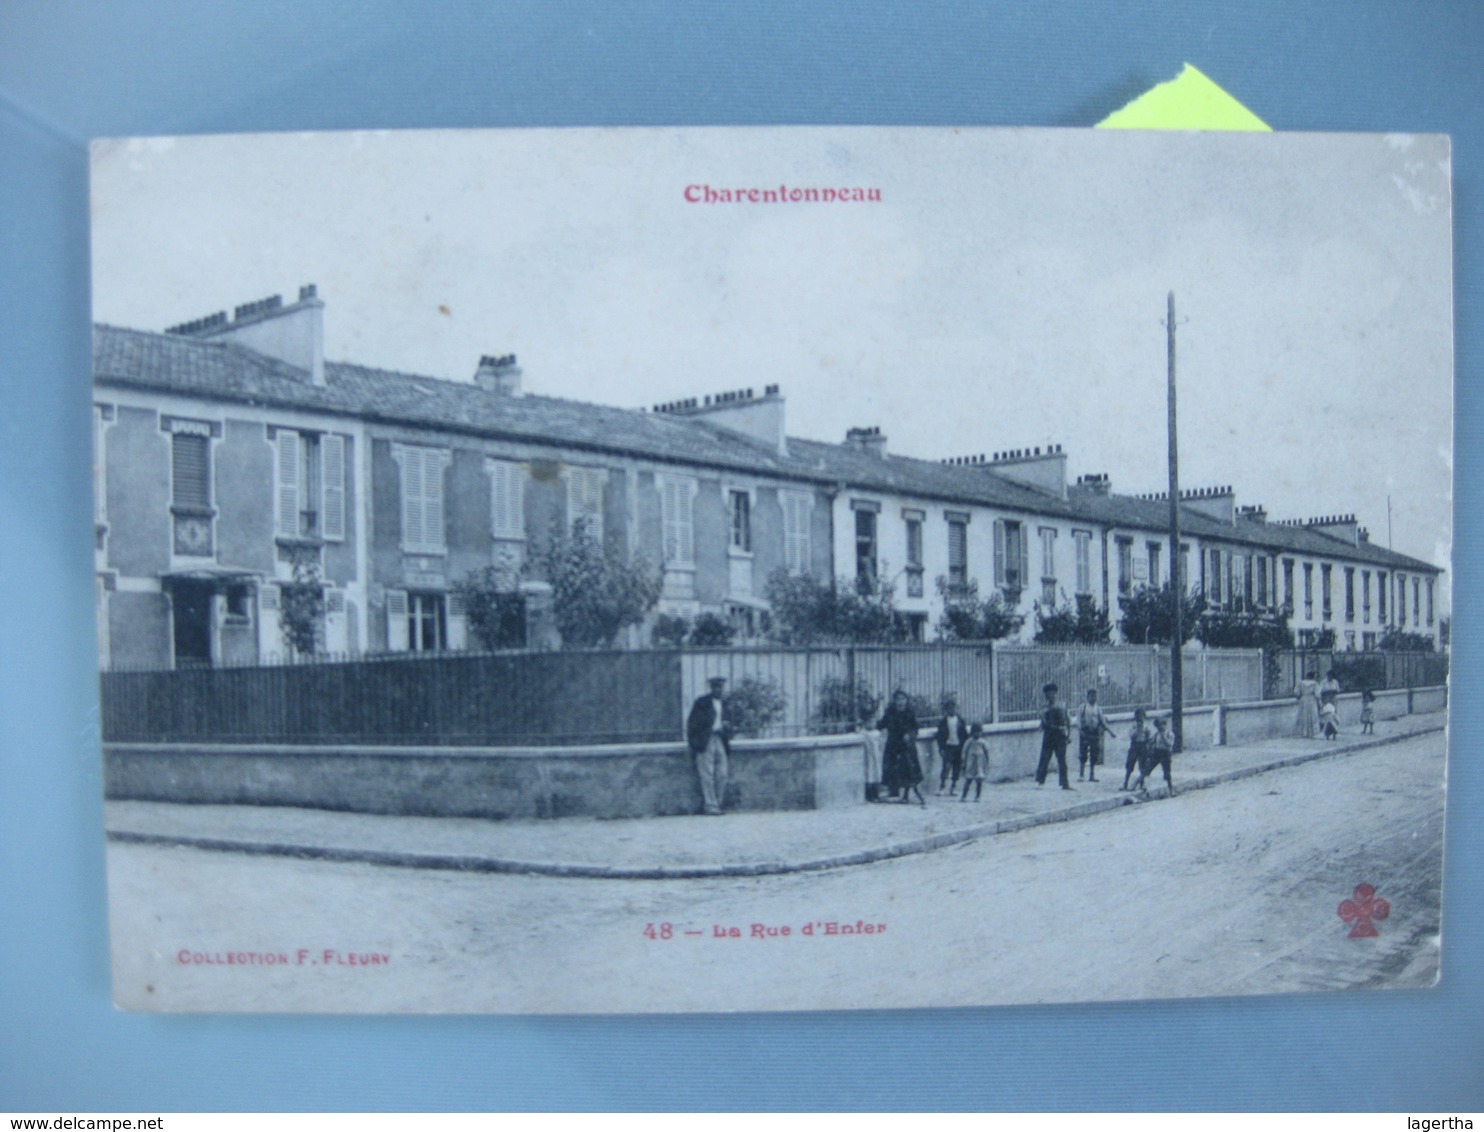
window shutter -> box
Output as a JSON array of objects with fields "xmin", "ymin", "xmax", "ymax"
[
  {"xmin": 321, "ymin": 433, "xmax": 346, "ymax": 541},
  {"xmin": 400, "ymin": 448, "xmax": 423, "ymax": 549},
  {"xmin": 993, "ymin": 520, "xmax": 1006, "ymax": 586},
  {"xmin": 447, "ymin": 592, "xmax": 468, "ymax": 651},
  {"xmin": 260, "ymin": 584, "xmax": 280, "ymax": 611},
  {"xmin": 386, "ymin": 590, "xmax": 409, "ymax": 651},
  {"xmin": 172, "ymin": 433, "xmax": 211, "ymax": 509},
  {"xmin": 679, "ymin": 483, "xmax": 694, "ymax": 564},
  {"xmin": 949, "ymin": 521, "xmax": 967, "ymax": 573},
  {"xmin": 490, "ymin": 460, "xmax": 524, "ymax": 539},
  {"xmin": 1018, "ymin": 532, "xmax": 1030, "ymax": 595},
  {"xmin": 421, "ymin": 449, "xmax": 444, "ymax": 550}
]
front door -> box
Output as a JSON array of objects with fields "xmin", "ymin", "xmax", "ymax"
[{"xmin": 172, "ymin": 580, "xmax": 214, "ymax": 667}]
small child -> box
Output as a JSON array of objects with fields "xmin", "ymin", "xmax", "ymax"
[
  {"xmin": 1121, "ymin": 708, "xmax": 1152, "ymax": 792},
  {"xmin": 1320, "ymin": 698, "xmax": 1340, "ymax": 740},
  {"xmin": 1134, "ymin": 715, "xmax": 1176, "ymax": 796},
  {"xmin": 960, "ymin": 723, "xmax": 990, "ymax": 801},
  {"xmin": 1360, "ymin": 690, "xmax": 1376, "ymax": 735}
]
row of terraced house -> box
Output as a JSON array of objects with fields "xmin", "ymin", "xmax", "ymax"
[{"xmin": 92, "ymin": 286, "xmax": 1443, "ymax": 670}]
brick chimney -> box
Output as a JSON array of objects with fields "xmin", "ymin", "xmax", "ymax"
[
  {"xmin": 1180, "ymin": 485, "xmax": 1235, "ymax": 525},
  {"xmin": 1071, "ymin": 472, "xmax": 1112, "ymax": 498},
  {"xmin": 167, "ymin": 284, "xmax": 325, "ymax": 386},
  {"xmin": 844, "ymin": 425, "xmax": 887, "ymax": 458},
  {"xmin": 475, "ymin": 353, "xmax": 523, "ymax": 396},
  {"xmin": 653, "ymin": 385, "xmax": 788, "ymax": 456},
  {"xmin": 1237, "ymin": 504, "xmax": 1268, "ymax": 524},
  {"xmin": 1306, "ymin": 513, "xmax": 1361, "ymax": 546}
]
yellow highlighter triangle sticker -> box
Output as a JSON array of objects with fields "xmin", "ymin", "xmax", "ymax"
[{"xmin": 1097, "ymin": 63, "xmax": 1270, "ymax": 131}]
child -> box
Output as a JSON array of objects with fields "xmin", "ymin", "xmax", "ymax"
[
  {"xmin": 1360, "ymin": 690, "xmax": 1376, "ymax": 735},
  {"xmin": 1134, "ymin": 715, "xmax": 1176, "ymax": 797},
  {"xmin": 960, "ymin": 723, "xmax": 990, "ymax": 801},
  {"xmin": 1076, "ymin": 688, "xmax": 1116, "ymax": 782},
  {"xmin": 1121, "ymin": 708, "xmax": 1152, "ymax": 792},
  {"xmin": 1320, "ymin": 697, "xmax": 1340, "ymax": 740}
]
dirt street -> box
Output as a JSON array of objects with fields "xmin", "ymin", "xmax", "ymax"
[{"xmin": 108, "ymin": 732, "xmax": 1445, "ymax": 1013}]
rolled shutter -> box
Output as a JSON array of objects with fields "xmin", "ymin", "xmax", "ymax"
[{"xmin": 321, "ymin": 433, "xmax": 346, "ymax": 541}]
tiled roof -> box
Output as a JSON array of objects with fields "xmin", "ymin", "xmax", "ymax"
[{"xmin": 94, "ymin": 323, "xmax": 1441, "ymax": 576}]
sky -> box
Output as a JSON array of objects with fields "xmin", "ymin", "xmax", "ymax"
[{"xmin": 90, "ymin": 126, "xmax": 1454, "ymax": 599}]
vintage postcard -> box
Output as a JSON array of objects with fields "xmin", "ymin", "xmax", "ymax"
[{"xmin": 92, "ymin": 126, "xmax": 1451, "ymax": 1012}]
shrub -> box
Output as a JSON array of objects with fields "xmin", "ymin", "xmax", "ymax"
[
  {"xmin": 764, "ymin": 568, "xmax": 909, "ymax": 644},
  {"xmin": 650, "ymin": 613, "xmax": 690, "ymax": 648},
  {"xmin": 1379, "ymin": 628, "xmax": 1435, "ymax": 653},
  {"xmin": 812, "ymin": 674, "xmax": 882, "ymax": 733},
  {"xmin": 278, "ymin": 550, "xmax": 326, "ymax": 657},
  {"xmin": 935, "ymin": 576, "xmax": 1025, "ymax": 642},
  {"xmin": 725, "ymin": 676, "xmax": 787, "ymax": 738},
  {"xmin": 1326, "ymin": 653, "xmax": 1385, "ymax": 692},
  {"xmin": 688, "ymin": 612, "xmax": 736, "ymax": 647},
  {"xmin": 1117, "ymin": 582, "xmax": 1205, "ymax": 645},
  {"xmin": 452, "ymin": 556, "xmax": 527, "ymax": 651},
  {"xmin": 1034, "ymin": 592, "xmax": 1113, "ymax": 644}
]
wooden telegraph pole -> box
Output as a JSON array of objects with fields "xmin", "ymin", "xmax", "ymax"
[{"xmin": 1167, "ymin": 291, "xmax": 1184, "ymax": 752}]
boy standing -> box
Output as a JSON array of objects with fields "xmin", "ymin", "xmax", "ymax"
[
  {"xmin": 1076, "ymin": 688, "xmax": 1116, "ymax": 782},
  {"xmin": 1134, "ymin": 715, "xmax": 1176, "ymax": 797},
  {"xmin": 1035, "ymin": 682, "xmax": 1073, "ymax": 790}
]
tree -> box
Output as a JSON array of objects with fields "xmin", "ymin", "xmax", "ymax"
[
  {"xmin": 764, "ymin": 568, "xmax": 909, "ymax": 645},
  {"xmin": 935, "ymin": 576, "xmax": 1025, "ymax": 642},
  {"xmin": 278, "ymin": 548, "xmax": 326, "ymax": 657},
  {"xmin": 542, "ymin": 517, "xmax": 662, "ymax": 647},
  {"xmin": 1116, "ymin": 582, "xmax": 1205, "ymax": 645},
  {"xmin": 1379, "ymin": 627, "xmax": 1436, "ymax": 652},
  {"xmin": 1034, "ymin": 592, "xmax": 1113, "ymax": 644},
  {"xmin": 452, "ymin": 551, "xmax": 527, "ymax": 651}
]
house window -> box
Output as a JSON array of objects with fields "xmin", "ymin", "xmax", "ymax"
[
  {"xmin": 1426, "ymin": 578, "xmax": 1434, "ymax": 627},
  {"xmin": 1362, "ymin": 570, "xmax": 1371, "ymax": 623},
  {"xmin": 393, "ymin": 444, "xmax": 447, "ymax": 555},
  {"xmin": 1073, "ymin": 530, "xmax": 1092, "ymax": 595},
  {"xmin": 1344, "ymin": 567, "xmax": 1356, "ymax": 622},
  {"xmin": 1145, "ymin": 541, "xmax": 1162, "ymax": 589},
  {"xmin": 1396, "ymin": 573, "xmax": 1406, "ymax": 626},
  {"xmin": 948, "ymin": 514, "xmax": 970, "ymax": 590},
  {"xmin": 1378, "ymin": 571, "xmax": 1388, "ymax": 622},
  {"xmin": 1039, "ymin": 527, "xmax": 1058, "ymax": 606},
  {"xmin": 904, "ymin": 510, "xmax": 924, "ymax": 598},
  {"xmin": 1178, "ymin": 543, "xmax": 1190, "ymax": 592},
  {"xmin": 996, "ymin": 519, "xmax": 1029, "ymax": 595},
  {"xmin": 781, "ymin": 492, "xmax": 812, "ymax": 574},
  {"xmin": 1283, "ymin": 559, "xmax": 1295, "ymax": 614},
  {"xmin": 486, "ymin": 458, "xmax": 526, "ymax": 540},
  {"xmin": 1303, "ymin": 562, "xmax": 1314, "ymax": 619},
  {"xmin": 167, "ymin": 420, "xmax": 216, "ymax": 558},
  {"xmin": 1321, "ymin": 564, "xmax": 1333, "ymax": 621},
  {"xmin": 659, "ymin": 476, "xmax": 696, "ymax": 567},
  {"xmin": 1255, "ymin": 555, "xmax": 1269, "ymax": 608},
  {"xmin": 1345, "ymin": 630, "xmax": 1356, "ymax": 651},
  {"xmin": 1208, "ymin": 548, "xmax": 1223, "ymax": 605},
  {"xmin": 224, "ymin": 583, "xmax": 252, "ymax": 623},
  {"xmin": 855, "ymin": 508, "xmax": 878, "ymax": 590},
  {"xmin": 275, "ymin": 430, "xmax": 347, "ymax": 541},
  {"xmin": 728, "ymin": 490, "xmax": 752, "ymax": 553},
  {"xmin": 1413, "ymin": 577, "xmax": 1421, "ymax": 625},
  {"xmin": 93, "ymin": 404, "xmax": 112, "ymax": 533},
  {"xmin": 408, "ymin": 592, "xmax": 446, "ymax": 652},
  {"xmin": 1362, "ymin": 631, "xmax": 1377, "ymax": 651},
  {"xmin": 1115, "ymin": 537, "xmax": 1133, "ymax": 597},
  {"xmin": 567, "ymin": 466, "xmax": 606, "ymax": 542}
]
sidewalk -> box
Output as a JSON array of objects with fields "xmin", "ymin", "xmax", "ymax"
[{"xmin": 105, "ymin": 710, "xmax": 1447, "ymax": 879}]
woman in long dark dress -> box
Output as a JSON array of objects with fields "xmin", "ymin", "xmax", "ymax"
[{"xmin": 877, "ymin": 690, "xmax": 926, "ymax": 806}]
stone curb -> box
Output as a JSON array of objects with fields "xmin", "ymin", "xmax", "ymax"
[{"xmin": 106, "ymin": 723, "xmax": 1445, "ymax": 881}]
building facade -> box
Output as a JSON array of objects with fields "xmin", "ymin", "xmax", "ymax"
[{"xmin": 93, "ymin": 289, "xmax": 1444, "ymax": 669}]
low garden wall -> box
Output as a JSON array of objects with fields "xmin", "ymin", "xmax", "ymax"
[
  {"xmin": 106, "ymin": 687, "xmax": 1444, "ymax": 820},
  {"xmin": 105, "ymin": 732, "xmax": 864, "ymax": 820}
]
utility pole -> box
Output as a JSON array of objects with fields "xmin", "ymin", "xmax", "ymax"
[{"xmin": 1167, "ymin": 292, "xmax": 1184, "ymax": 752}]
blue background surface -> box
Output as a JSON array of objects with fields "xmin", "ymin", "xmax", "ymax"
[{"xmin": 1, "ymin": 1, "xmax": 1479, "ymax": 1112}]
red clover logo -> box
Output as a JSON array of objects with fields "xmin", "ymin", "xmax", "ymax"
[{"xmin": 1338, "ymin": 883, "xmax": 1390, "ymax": 938}]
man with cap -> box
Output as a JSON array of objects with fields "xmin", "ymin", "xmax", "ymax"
[
  {"xmin": 1034, "ymin": 682, "xmax": 1073, "ymax": 790},
  {"xmin": 687, "ymin": 675, "xmax": 732, "ymax": 815}
]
